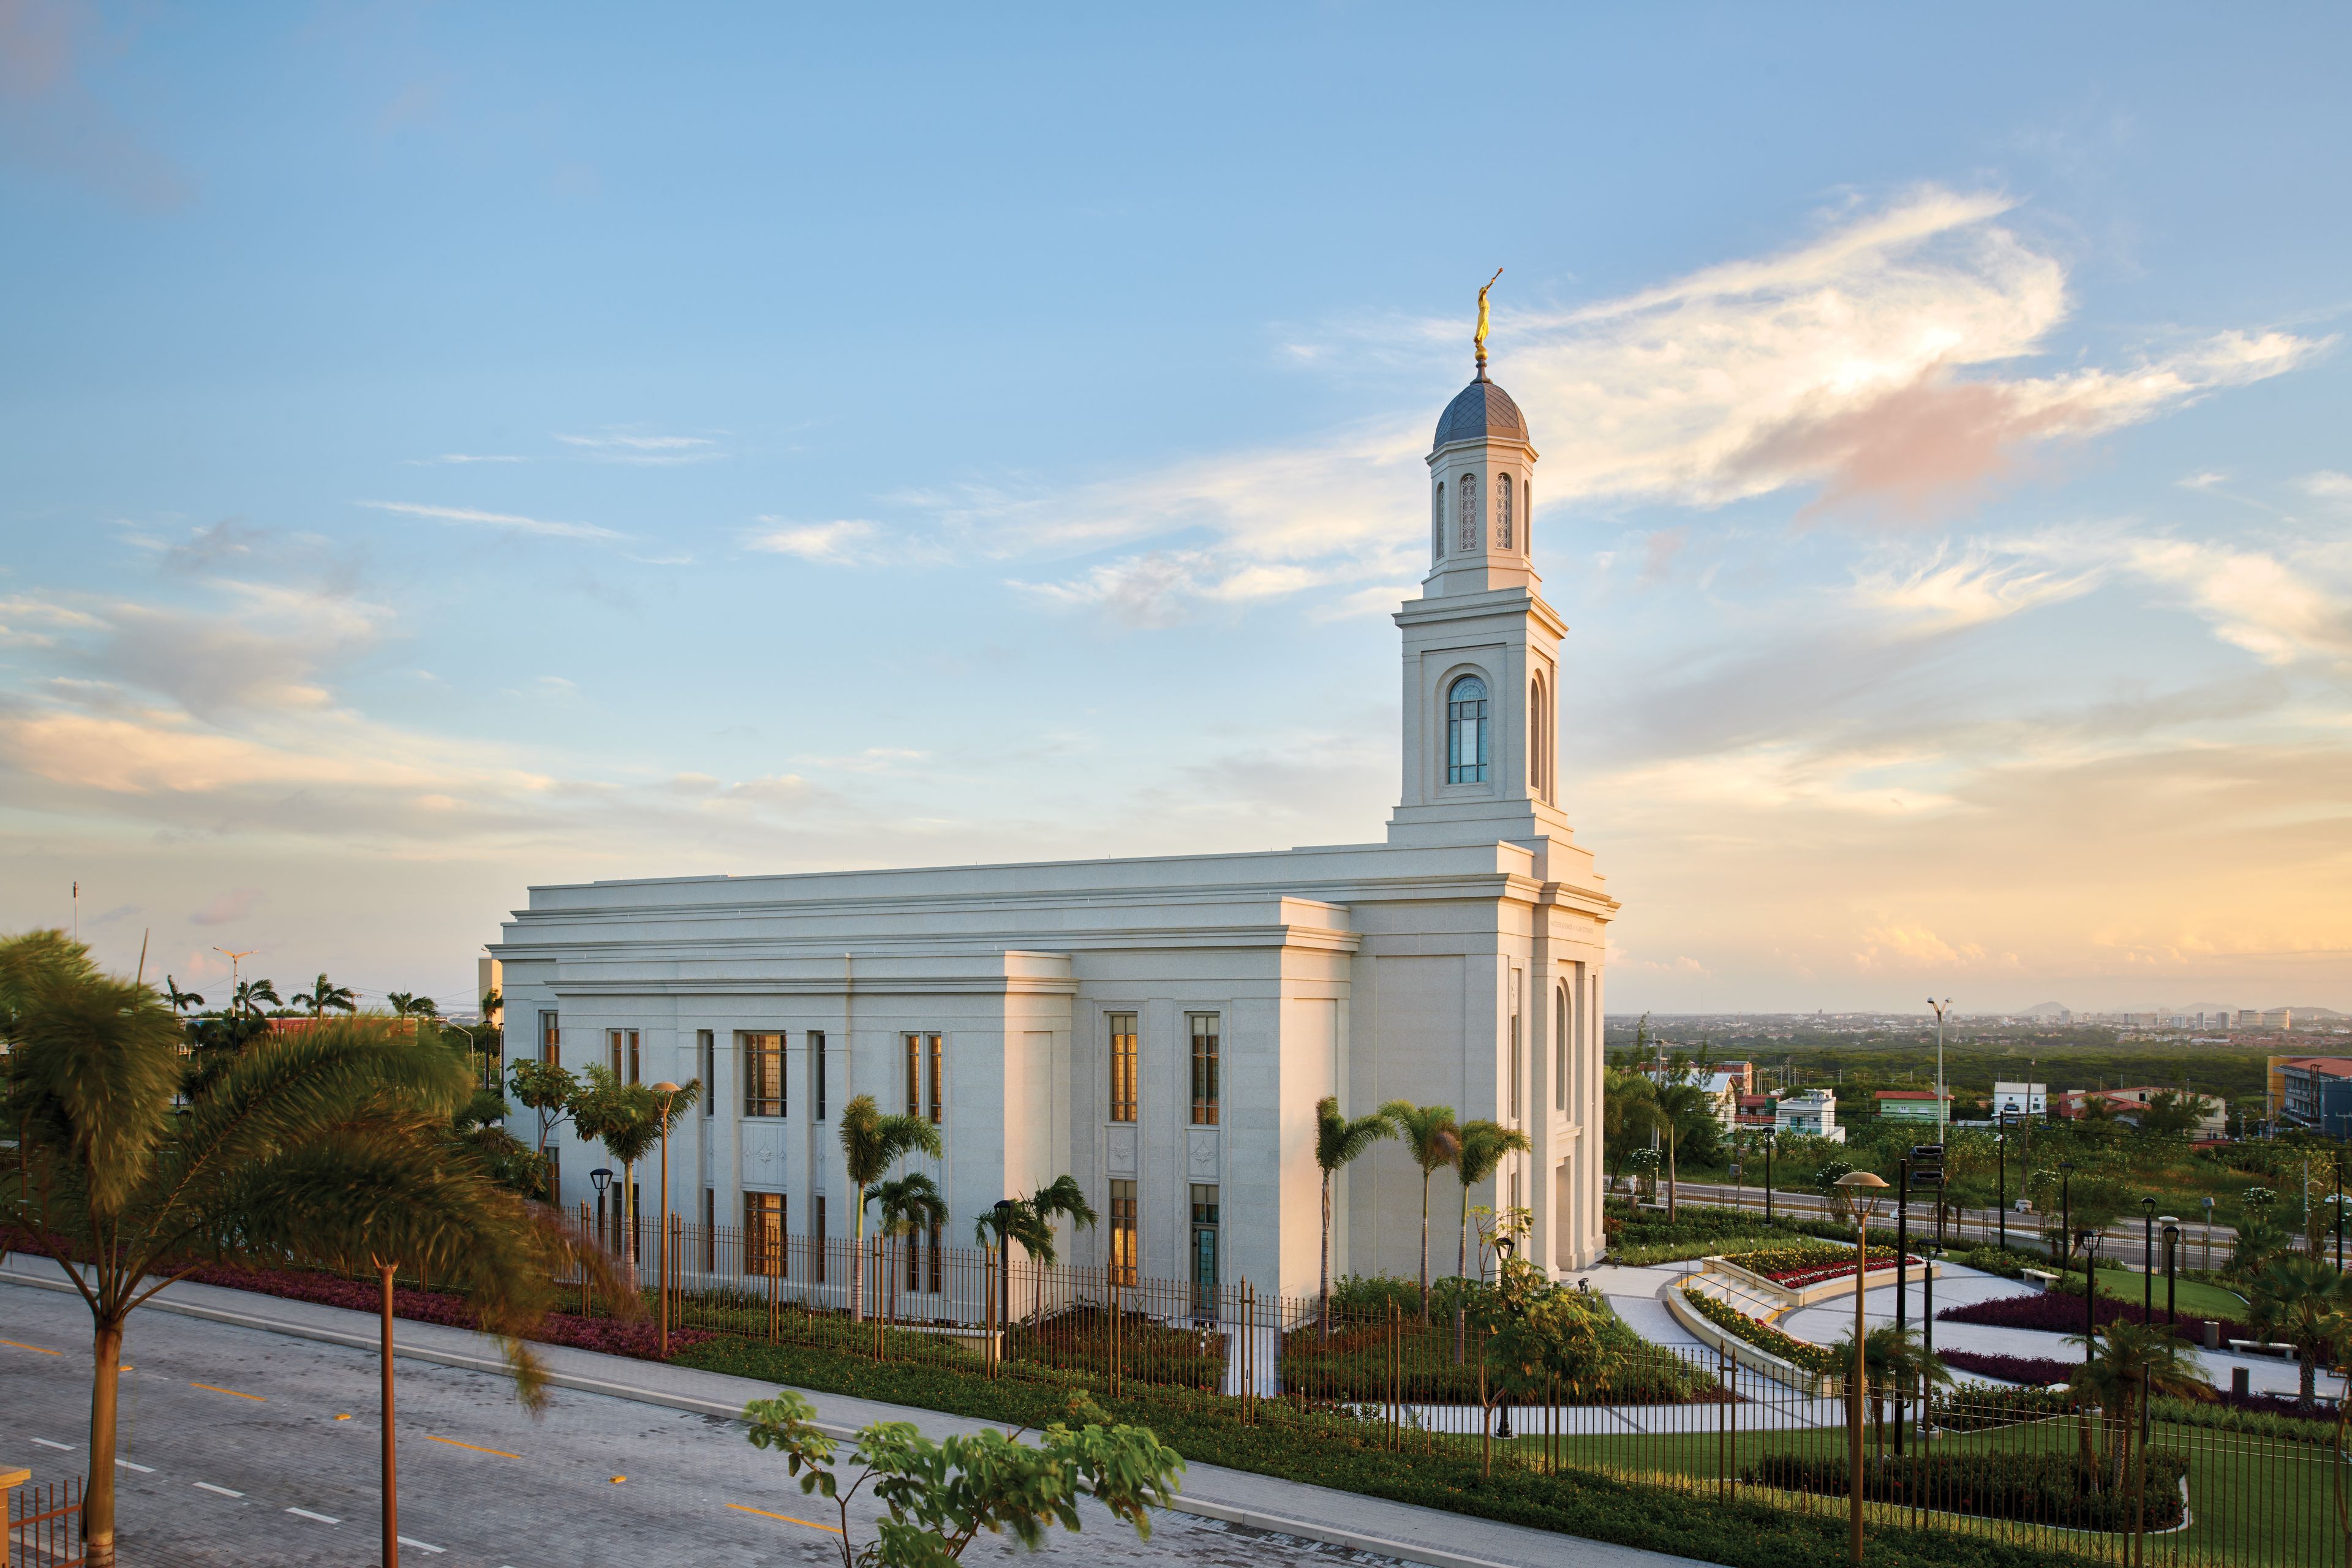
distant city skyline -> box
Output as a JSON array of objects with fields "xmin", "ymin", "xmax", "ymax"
[{"xmin": 3, "ymin": 6, "xmax": 2347, "ymax": 1014}]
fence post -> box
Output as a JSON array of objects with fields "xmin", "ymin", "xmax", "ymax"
[
  {"xmin": 984, "ymin": 1250, "xmax": 997, "ymax": 1379},
  {"xmin": 1110, "ymin": 1270, "xmax": 1123, "ymax": 1400},
  {"xmin": 1, "ymin": 1465, "xmax": 26, "ymax": 1568}
]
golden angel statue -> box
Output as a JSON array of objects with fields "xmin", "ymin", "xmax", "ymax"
[{"xmin": 1474, "ymin": 268, "xmax": 1503, "ymax": 368}]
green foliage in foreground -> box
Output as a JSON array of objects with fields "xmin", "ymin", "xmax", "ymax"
[
  {"xmin": 742, "ymin": 1387, "xmax": 1183, "ymax": 1567},
  {"xmin": 1746, "ymin": 1448, "xmax": 2190, "ymax": 1534},
  {"xmin": 679, "ymin": 1335, "xmax": 2107, "ymax": 1568}
]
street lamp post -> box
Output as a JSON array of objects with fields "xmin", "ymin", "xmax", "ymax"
[
  {"xmin": 1835, "ymin": 1170, "xmax": 1890, "ymax": 1566},
  {"xmin": 1926, "ymin": 998, "xmax": 1951, "ymax": 1142},
  {"xmin": 2141, "ymin": 1197, "xmax": 2157, "ymax": 1319},
  {"xmin": 2202, "ymin": 1195, "xmax": 2215, "ymax": 1273},
  {"xmin": 2160, "ymin": 1221, "xmax": 2180, "ymax": 1331},
  {"xmin": 2059, "ymin": 1163, "xmax": 2075, "ymax": 1265},
  {"xmin": 590, "ymin": 1167, "xmax": 614, "ymax": 1251},
  {"xmin": 651, "ymin": 1082, "xmax": 681, "ymax": 1359},
  {"xmin": 1763, "ymin": 1130, "xmax": 1776, "ymax": 1224},
  {"xmin": 1996, "ymin": 1123, "xmax": 2008, "ymax": 1252},
  {"xmin": 1495, "ymin": 1237, "xmax": 1518, "ymax": 1440},
  {"xmin": 2076, "ymin": 1230, "xmax": 2103, "ymax": 1366}
]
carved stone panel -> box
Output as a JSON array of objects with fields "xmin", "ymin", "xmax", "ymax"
[
  {"xmin": 1186, "ymin": 1127, "xmax": 1220, "ymax": 1180},
  {"xmin": 739, "ymin": 1121, "xmax": 786, "ymax": 1187},
  {"xmin": 1106, "ymin": 1125, "xmax": 1138, "ymax": 1178}
]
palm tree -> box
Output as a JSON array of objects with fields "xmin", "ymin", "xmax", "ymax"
[
  {"xmin": 872, "ymin": 1172, "xmax": 948, "ymax": 1322},
  {"xmin": 231, "ymin": 976, "xmax": 281, "ymax": 1017},
  {"xmin": 1649, "ymin": 1076, "xmax": 1710, "ymax": 1221},
  {"xmin": 1827, "ymin": 1323, "xmax": 1951, "ymax": 1454},
  {"xmin": 1313, "ymin": 1095, "xmax": 1395, "ymax": 1335},
  {"xmin": 1600, "ymin": 1066, "xmax": 1659, "ymax": 1194},
  {"xmin": 1378, "ymin": 1099, "xmax": 1459, "ymax": 1319},
  {"xmin": 290, "ymin": 972, "xmax": 357, "ymax": 1019},
  {"xmin": 1451, "ymin": 1118, "xmax": 1531, "ymax": 1361},
  {"xmin": 162, "ymin": 975, "xmax": 203, "ymax": 1015},
  {"xmin": 387, "ymin": 991, "xmax": 438, "ymax": 1019},
  {"xmin": 1023, "ymin": 1174, "xmax": 1099, "ymax": 1319},
  {"xmin": 2248, "ymin": 1253, "xmax": 2352, "ymax": 1403},
  {"xmin": 0, "ymin": 933, "xmax": 625, "ymax": 1568},
  {"xmin": 570, "ymin": 1066, "xmax": 701, "ymax": 1275},
  {"xmin": 839, "ymin": 1093, "xmax": 943, "ymax": 1323},
  {"xmin": 2065, "ymin": 1319, "xmax": 2213, "ymax": 1486}
]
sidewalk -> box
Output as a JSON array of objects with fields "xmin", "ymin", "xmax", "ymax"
[{"xmin": 0, "ymin": 1255, "xmax": 1708, "ymax": 1568}]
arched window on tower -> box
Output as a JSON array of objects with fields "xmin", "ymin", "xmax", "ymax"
[
  {"xmin": 1523, "ymin": 481, "xmax": 1532, "ymax": 555},
  {"xmin": 1529, "ymin": 675, "xmax": 1544, "ymax": 793},
  {"xmin": 1446, "ymin": 674, "xmax": 1489, "ymax": 784},
  {"xmin": 1457, "ymin": 473, "xmax": 1480, "ymax": 554},
  {"xmin": 1432, "ymin": 481, "xmax": 1446, "ymax": 565},
  {"xmin": 1495, "ymin": 473, "xmax": 1513, "ymax": 551},
  {"xmin": 1555, "ymin": 982, "xmax": 1568, "ymax": 1111}
]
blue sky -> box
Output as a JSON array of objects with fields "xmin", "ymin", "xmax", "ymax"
[{"xmin": 2, "ymin": 3, "xmax": 2347, "ymax": 1015}]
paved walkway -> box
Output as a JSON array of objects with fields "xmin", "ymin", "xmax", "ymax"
[{"xmin": 0, "ymin": 1256, "xmax": 1709, "ymax": 1568}]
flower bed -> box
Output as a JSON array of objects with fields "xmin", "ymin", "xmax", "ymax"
[
  {"xmin": 1680, "ymin": 1286, "xmax": 1838, "ymax": 1374},
  {"xmin": 1744, "ymin": 1449, "xmax": 2188, "ymax": 1533},
  {"xmin": 173, "ymin": 1261, "xmax": 710, "ymax": 1360},
  {"xmin": 1715, "ymin": 1242, "xmax": 1921, "ymax": 1289},
  {"xmin": 1941, "ymin": 1349, "xmax": 2076, "ymax": 1387},
  {"xmin": 1938, "ymin": 1286, "xmax": 2244, "ymax": 1345}
]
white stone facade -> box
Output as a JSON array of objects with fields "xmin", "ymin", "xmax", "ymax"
[{"xmin": 490, "ymin": 365, "xmax": 1616, "ymax": 1296}]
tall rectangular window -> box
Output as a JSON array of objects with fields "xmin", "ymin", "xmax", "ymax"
[
  {"xmin": 699, "ymin": 1030, "xmax": 715, "ymax": 1115},
  {"xmin": 927, "ymin": 1218, "xmax": 943, "ymax": 1294},
  {"xmin": 928, "ymin": 1033, "xmax": 943, "ymax": 1125},
  {"xmin": 1107, "ymin": 1012, "xmax": 1138, "ymax": 1123},
  {"xmin": 1108, "ymin": 1180, "xmax": 1138, "ymax": 1286},
  {"xmin": 904, "ymin": 1033, "xmax": 921, "ymax": 1117},
  {"xmin": 810, "ymin": 1031, "xmax": 827, "ymax": 1121},
  {"xmin": 538, "ymin": 1011, "xmax": 560, "ymax": 1066},
  {"xmin": 813, "ymin": 1194, "xmax": 827, "ymax": 1282},
  {"xmin": 702, "ymin": 1187, "xmax": 715, "ymax": 1270},
  {"xmin": 1188, "ymin": 1014, "xmax": 1219, "ymax": 1126},
  {"xmin": 1555, "ymin": 982, "xmax": 1567, "ymax": 1112},
  {"xmin": 741, "ymin": 1032, "xmax": 785, "ymax": 1117},
  {"xmin": 899, "ymin": 1031, "xmax": 942, "ymax": 1122},
  {"xmin": 745, "ymin": 1190, "xmax": 785, "ymax": 1276},
  {"xmin": 607, "ymin": 1029, "xmax": 640, "ymax": 1084},
  {"xmin": 1509, "ymin": 971, "xmax": 1522, "ymax": 1123}
]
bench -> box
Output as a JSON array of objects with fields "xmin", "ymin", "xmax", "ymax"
[{"xmin": 2021, "ymin": 1268, "xmax": 2060, "ymax": 1292}]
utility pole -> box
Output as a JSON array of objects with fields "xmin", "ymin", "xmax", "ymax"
[{"xmin": 213, "ymin": 947, "xmax": 258, "ymax": 1000}]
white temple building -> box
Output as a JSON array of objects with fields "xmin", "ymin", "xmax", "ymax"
[{"xmin": 491, "ymin": 351, "xmax": 1617, "ymax": 1299}]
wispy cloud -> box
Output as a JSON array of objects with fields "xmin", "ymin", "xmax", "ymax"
[
  {"xmin": 556, "ymin": 432, "xmax": 721, "ymax": 466},
  {"xmin": 981, "ymin": 188, "xmax": 2324, "ymax": 620},
  {"xmin": 745, "ymin": 518, "xmax": 886, "ymax": 564},
  {"xmin": 358, "ymin": 501, "xmax": 624, "ymax": 541}
]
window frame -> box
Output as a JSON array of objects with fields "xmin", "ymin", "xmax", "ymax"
[
  {"xmin": 745, "ymin": 1189, "xmax": 785, "ymax": 1278},
  {"xmin": 1188, "ymin": 1012, "xmax": 1220, "ymax": 1126},
  {"xmin": 1446, "ymin": 673, "xmax": 1490, "ymax": 785},
  {"xmin": 741, "ymin": 1031, "xmax": 786, "ymax": 1117},
  {"xmin": 1108, "ymin": 1178, "xmax": 1138, "ymax": 1286},
  {"xmin": 1106, "ymin": 1011, "xmax": 1138, "ymax": 1123}
]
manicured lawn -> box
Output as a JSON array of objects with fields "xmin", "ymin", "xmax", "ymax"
[{"xmin": 2080, "ymin": 1264, "xmax": 2246, "ymax": 1321}]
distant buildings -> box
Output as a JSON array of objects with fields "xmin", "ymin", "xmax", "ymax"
[
  {"xmin": 1872, "ymin": 1088, "xmax": 1948, "ymax": 1123},
  {"xmin": 1774, "ymin": 1088, "xmax": 1844, "ymax": 1144},
  {"xmin": 2271, "ymin": 1057, "xmax": 2352, "ymax": 1139},
  {"xmin": 1991, "ymin": 1081, "xmax": 2047, "ymax": 1118},
  {"xmin": 2049, "ymin": 1085, "xmax": 2227, "ymax": 1139}
]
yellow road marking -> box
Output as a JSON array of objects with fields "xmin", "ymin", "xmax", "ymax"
[
  {"xmin": 426, "ymin": 1434, "xmax": 521, "ymax": 1460},
  {"xmin": 190, "ymin": 1382, "xmax": 265, "ymax": 1402},
  {"xmin": 1, "ymin": 1339, "xmax": 62, "ymax": 1355},
  {"xmin": 727, "ymin": 1502, "xmax": 842, "ymax": 1534}
]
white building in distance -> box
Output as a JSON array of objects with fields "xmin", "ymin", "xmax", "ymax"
[{"xmin": 491, "ymin": 350, "xmax": 1616, "ymax": 1299}]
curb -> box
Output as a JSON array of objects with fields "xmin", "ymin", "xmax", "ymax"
[{"xmin": 0, "ymin": 1266, "xmax": 1534, "ymax": 1568}]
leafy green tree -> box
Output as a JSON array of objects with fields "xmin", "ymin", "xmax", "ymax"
[
  {"xmin": 744, "ymin": 1389, "xmax": 1182, "ymax": 1567},
  {"xmin": 507, "ymin": 1058, "xmax": 582, "ymax": 1171},
  {"xmin": 2136, "ymin": 1090, "xmax": 2204, "ymax": 1137},
  {"xmin": 0, "ymin": 933, "xmax": 619, "ymax": 1568},
  {"xmin": 1313, "ymin": 1095, "xmax": 1395, "ymax": 1333},
  {"xmin": 839, "ymin": 1093, "xmax": 944, "ymax": 1323},
  {"xmin": 290, "ymin": 973, "xmax": 357, "ymax": 1019},
  {"xmin": 2248, "ymin": 1254, "xmax": 2352, "ymax": 1403},
  {"xmin": 1600, "ymin": 1066, "xmax": 1658, "ymax": 1194},
  {"xmin": 2230, "ymin": 1209, "xmax": 2291, "ymax": 1281},
  {"xmin": 1378, "ymin": 1099, "xmax": 1460, "ymax": 1319}
]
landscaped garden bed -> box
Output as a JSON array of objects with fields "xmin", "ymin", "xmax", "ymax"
[
  {"xmin": 1938, "ymin": 1286, "xmax": 2244, "ymax": 1345},
  {"xmin": 1716, "ymin": 1241, "xmax": 1915, "ymax": 1288},
  {"xmin": 1679, "ymin": 1285, "xmax": 1839, "ymax": 1374},
  {"xmin": 1280, "ymin": 1295, "xmax": 1727, "ymax": 1404}
]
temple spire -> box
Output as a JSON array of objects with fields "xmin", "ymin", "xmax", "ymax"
[{"xmin": 1474, "ymin": 268, "xmax": 1502, "ymax": 377}]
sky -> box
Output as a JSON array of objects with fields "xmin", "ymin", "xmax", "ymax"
[{"xmin": 1, "ymin": 3, "xmax": 2347, "ymax": 1017}]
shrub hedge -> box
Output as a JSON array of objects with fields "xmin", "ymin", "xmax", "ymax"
[
  {"xmin": 679, "ymin": 1334, "xmax": 2108, "ymax": 1568},
  {"xmin": 1744, "ymin": 1449, "xmax": 2188, "ymax": 1534},
  {"xmin": 1679, "ymin": 1286, "xmax": 1839, "ymax": 1374}
]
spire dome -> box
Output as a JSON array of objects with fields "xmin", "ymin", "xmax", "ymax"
[{"xmin": 1433, "ymin": 375, "xmax": 1529, "ymax": 450}]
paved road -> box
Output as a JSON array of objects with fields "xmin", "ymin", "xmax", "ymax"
[
  {"xmin": 0, "ymin": 1281, "xmax": 1396, "ymax": 1568},
  {"xmin": 1651, "ymin": 1181, "xmax": 2241, "ymax": 1265}
]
